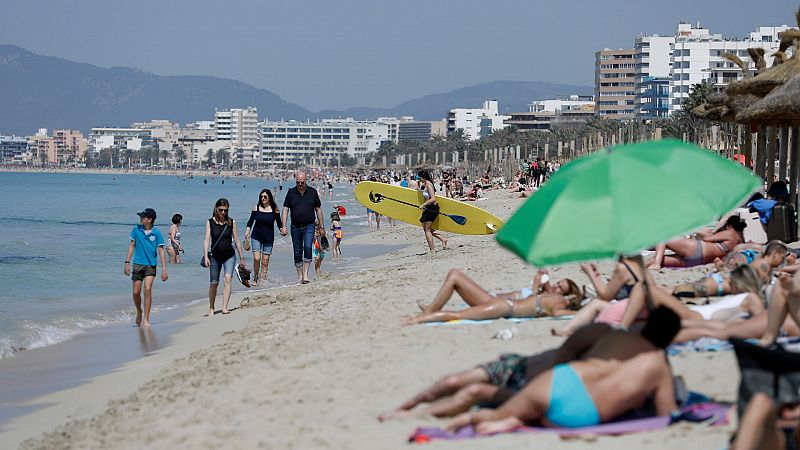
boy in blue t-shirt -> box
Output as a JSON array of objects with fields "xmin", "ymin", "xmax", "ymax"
[{"xmin": 123, "ymin": 208, "xmax": 168, "ymax": 326}]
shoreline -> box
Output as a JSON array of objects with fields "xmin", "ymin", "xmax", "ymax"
[
  {"xmin": 0, "ymin": 240, "xmax": 405, "ymax": 449},
  {"xmin": 8, "ymin": 190, "xmax": 739, "ymax": 449}
]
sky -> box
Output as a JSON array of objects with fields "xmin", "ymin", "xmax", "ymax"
[{"xmin": 1, "ymin": 0, "xmax": 797, "ymax": 111}]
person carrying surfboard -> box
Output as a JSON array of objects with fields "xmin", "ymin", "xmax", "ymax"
[{"xmin": 418, "ymin": 169, "xmax": 448, "ymax": 256}]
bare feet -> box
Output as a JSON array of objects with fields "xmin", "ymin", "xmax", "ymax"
[
  {"xmin": 142, "ymin": 320, "xmax": 151, "ymax": 327},
  {"xmin": 377, "ymin": 409, "xmax": 414, "ymax": 422},
  {"xmin": 135, "ymin": 310, "xmax": 143, "ymax": 326},
  {"xmin": 221, "ymin": 310, "xmax": 230, "ymax": 315},
  {"xmin": 402, "ymin": 315, "xmax": 422, "ymax": 326},
  {"xmin": 208, "ymin": 308, "xmax": 215, "ymax": 317},
  {"xmin": 442, "ymin": 239, "xmax": 449, "ymax": 250},
  {"xmin": 416, "ymin": 300, "xmax": 430, "ymax": 312}
]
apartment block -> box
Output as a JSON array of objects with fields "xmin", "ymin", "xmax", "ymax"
[
  {"xmin": 398, "ymin": 120, "xmax": 447, "ymax": 142},
  {"xmin": 260, "ymin": 118, "xmax": 390, "ymax": 166},
  {"xmin": 594, "ymin": 49, "xmax": 636, "ymax": 119},
  {"xmin": 669, "ymin": 23, "xmax": 791, "ymax": 114},
  {"xmin": 635, "ymin": 35, "xmax": 674, "ymax": 118},
  {"xmin": 447, "ymin": 100, "xmax": 509, "ymax": 140}
]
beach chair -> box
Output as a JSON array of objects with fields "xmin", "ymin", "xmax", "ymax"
[
  {"xmin": 734, "ymin": 208, "xmax": 768, "ymax": 244},
  {"xmin": 731, "ymin": 337, "xmax": 800, "ymax": 418}
]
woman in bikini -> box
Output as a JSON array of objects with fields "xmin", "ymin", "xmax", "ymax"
[
  {"xmin": 404, "ymin": 270, "xmax": 583, "ymax": 325},
  {"xmin": 444, "ymin": 351, "xmax": 676, "ymax": 434},
  {"xmin": 647, "ymin": 215, "xmax": 746, "ymax": 269}
]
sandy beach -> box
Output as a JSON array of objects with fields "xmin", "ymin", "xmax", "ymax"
[{"xmin": 5, "ymin": 189, "xmax": 739, "ymax": 449}]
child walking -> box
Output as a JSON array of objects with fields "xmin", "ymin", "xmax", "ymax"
[
  {"xmin": 123, "ymin": 208, "xmax": 168, "ymax": 327},
  {"xmin": 313, "ymin": 221, "xmax": 328, "ymax": 277},
  {"xmin": 330, "ymin": 211, "xmax": 343, "ymax": 258}
]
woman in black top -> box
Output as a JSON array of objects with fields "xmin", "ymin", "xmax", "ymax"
[
  {"xmin": 244, "ymin": 189, "xmax": 283, "ymax": 287},
  {"xmin": 203, "ymin": 198, "xmax": 246, "ymax": 316}
]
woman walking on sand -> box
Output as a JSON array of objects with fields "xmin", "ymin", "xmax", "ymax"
[
  {"xmin": 244, "ymin": 189, "xmax": 282, "ymax": 287},
  {"xmin": 418, "ymin": 169, "xmax": 447, "ymax": 256},
  {"xmin": 203, "ymin": 198, "xmax": 246, "ymax": 316}
]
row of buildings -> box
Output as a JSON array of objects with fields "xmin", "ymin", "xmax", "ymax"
[
  {"xmin": 595, "ymin": 23, "xmax": 793, "ymax": 119},
  {"xmin": 0, "ymin": 110, "xmax": 450, "ymax": 167},
  {"xmin": 2, "ymin": 21, "xmax": 791, "ymax": 166}
]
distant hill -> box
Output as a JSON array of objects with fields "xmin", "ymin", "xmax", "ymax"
[
  {"xmin": 316, "ymin": 80, "xmax": 594, "ymax": 120},
  {"xmin": 0, "ymin": 45, "xmax": 311, "ymax": 135},
  {"xmin": 0, "ymin": 45, "xmax": 593, "ymax": 135}
]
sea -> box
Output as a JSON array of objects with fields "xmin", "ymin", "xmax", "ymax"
[{"xmin": 0, "ymin": 172, "xmax": 373, "ymax": 360}]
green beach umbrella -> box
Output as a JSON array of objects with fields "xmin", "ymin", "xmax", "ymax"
[{"xmin": 496, "ymin": 139, "xmax": 761, "ymax": 267}]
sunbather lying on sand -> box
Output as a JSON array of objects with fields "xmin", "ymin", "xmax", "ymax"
[
  {"xmin": 404, "ymin": 271, "xmax": 583, "ymax": 325},
  {"xmin": 407, "ymin": 269, "xmax": 580, "ymax": 324},
  {"xmin": 554, "ymin": 264, "xmax": 762, "ymax": 336},
  {"xmin": 647, "ymin": 215, "xmax": 746, "ymax": 269},
  {"xmin": 672, "ymin": 241, "xmax": 788, "ymax": 299},
  {"xmin": 619, "ymin": 266, "xmax": 768, "ymax": 329},
  {"xmin": 444, "ymin": 341, "xmax": 678, "ymax": 433},
  {"xmin": 381, "ymin": 307, "xmax": 680, "ymax": 421}
]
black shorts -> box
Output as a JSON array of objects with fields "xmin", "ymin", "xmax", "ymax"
[
  {"xmin": 131, "ymin": 264, "xmax": 157, "ymax": 281},
  {"xmin": 419, "ymin": 204, "xmax": 439, "ymax": 223}
]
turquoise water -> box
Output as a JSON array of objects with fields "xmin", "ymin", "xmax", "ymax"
[{"xmin": 0, "ymin": 172, "xmax": 369, "ymax": 358}]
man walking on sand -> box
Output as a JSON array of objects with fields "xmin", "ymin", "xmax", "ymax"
[
  {"xmin": 123, "ymin": 208, "xmax": 168, "ymax": 327},
  {"xmin": 281, "ymin": 171, "xmax": 325, "ymax": 284}
]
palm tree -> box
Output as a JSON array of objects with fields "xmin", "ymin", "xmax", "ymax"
[
  {"xmin": 205, "ymin": 149, "xmax": 215, "ymax": 168},
  {"xmin": 174, "ymin": 147, "xmax": 187, "ymax": 169}
]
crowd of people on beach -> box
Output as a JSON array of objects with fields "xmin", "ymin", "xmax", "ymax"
[
  {"xmin": 123, "ymin": 170, "xmax": 344, "ymax": 322},
  {"xmin": 377, "ymin": 176, "xmax": 800, "ymax": 450}
]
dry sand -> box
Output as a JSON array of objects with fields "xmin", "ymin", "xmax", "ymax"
[{"xmin": 8, "ymin": 189, "xmax": 738, "ymax": 449}]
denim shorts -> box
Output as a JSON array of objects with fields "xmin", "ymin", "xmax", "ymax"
[
  {"xmin": 250, "ymin": 237, "xmax": 273, "ymax": 255},
  {"xmin": 209, "ymin": 255, "xmax": 236, "ymax": 284}
]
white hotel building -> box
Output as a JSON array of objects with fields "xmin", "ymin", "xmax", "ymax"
[
  {"xmin": 668, "ymin": 23, "xmax": 791, "ymax": 114},
  {"xmin": 260, "ymin": 119, "xmax": 390, "ymax": 166},
  {"xmin": 447, "ymin": 100, "xmax": 509, "ymax": 140}
]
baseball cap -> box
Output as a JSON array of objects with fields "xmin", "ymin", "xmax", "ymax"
[{"xmin": 137, "ymin": 208, "xmax": 157, "ymax": 220}]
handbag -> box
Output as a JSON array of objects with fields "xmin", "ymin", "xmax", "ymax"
[{"xmin": 200, "ymin": 222, "xmax": 228, "ymax": 268}]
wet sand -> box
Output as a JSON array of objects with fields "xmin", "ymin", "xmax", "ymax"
[{"xmin": 7, "ymin": 189, "xmax": 738, "ymax": 449}]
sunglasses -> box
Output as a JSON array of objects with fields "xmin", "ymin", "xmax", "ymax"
[
  {"xmin": 217, "ymin": 208, "xmax": 228, "ymax": 213},
  {"xmin": 260, "ymin": 195, "xmax": 269, "ymax": 198},
  {"xmin": 297, "ymin": 181, "xmax": 306, "ymax": 185}
]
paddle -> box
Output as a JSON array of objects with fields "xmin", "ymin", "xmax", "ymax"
[{"xmin": 368, "ymin": 191, "xmax": 468, "ymax": 226}]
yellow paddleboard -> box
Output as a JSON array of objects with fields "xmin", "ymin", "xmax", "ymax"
[{"xmin": 353, "ymin": 181, "xmax": 504, "ymax": 235}]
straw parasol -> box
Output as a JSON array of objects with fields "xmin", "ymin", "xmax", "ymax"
[{"xmin": 736, "ymin": 74, "xmax": 800, "ymax": 126}]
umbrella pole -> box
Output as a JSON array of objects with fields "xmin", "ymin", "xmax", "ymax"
[
  {"xmin": 756, "ymin": 126, "xmax": 767, "ymax": 180},
  {"xmin": 779, "ymin": 127, "xmax": 789, "ymax": 184},
  {"xmin": 767, "ymin": 127, "xmax": 777, "ymax": 184},
  {"xmin": 791, "ymin": 126, "xmax": 800, "ymax": 202}
]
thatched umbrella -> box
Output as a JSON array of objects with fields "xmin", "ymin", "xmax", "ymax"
[
  {"xmin": 726, "ymin": 29, "xmax": 800, "ymax": 97},
  {"xmin": 736, "ymin": 74, "xmax": 800, "ymax": 125}
]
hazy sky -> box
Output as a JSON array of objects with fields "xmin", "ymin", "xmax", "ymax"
[{"xmin": 2, "ymin": 0, "xmax": 797, "ymax": 110}]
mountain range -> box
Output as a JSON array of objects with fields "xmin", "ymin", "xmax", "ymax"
[{"xmin": 0, "ymin": 44, "xmax": 592, "ymax": 135}]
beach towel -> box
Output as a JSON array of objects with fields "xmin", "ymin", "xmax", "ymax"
[
  {"xmin": 408, "ymin": 402, "xmax": 730, "ymax": 444},
  {"xmin": 667, "ymin": 338, "xmax": 733, "ymax": 356},
  {"xmin": 425, "ymin": 316, "xmax": 574, "ymax": 326}
]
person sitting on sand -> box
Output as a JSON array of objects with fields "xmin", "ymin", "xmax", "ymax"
[
  {"xmin": 381, "ymin": 307, "xmax": 680, "ymax": 421},
  {"xmin": 647, "ymin": 215, "xmax": 746, "ymax": 269},
  {"xmin": 443, "ymin": 326, "xmax": 679, "ymax": 433},
  {"xmin": 581, "ymin": 256, "xmax": 644, "ymax": 301},
  {"xmin": 404, "ymin": 270, "xmax": 583, "ymax": 325}
]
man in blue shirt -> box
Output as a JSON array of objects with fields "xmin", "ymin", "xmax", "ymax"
[{"xmin": 123, "ymin": 208, "xmax": 168, "ymax": 327}]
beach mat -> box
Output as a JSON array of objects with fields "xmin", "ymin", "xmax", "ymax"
[
  {"xmin": 408, "ymin": 402, "xmax": 730, "ymax": 444},
  {"xmin": 667, "ymin": 336, "xmax": 800, "ymax": 356},
  {"xmin": 425, "ymin": 316, "xmax": 574, "ymax": 326}
]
